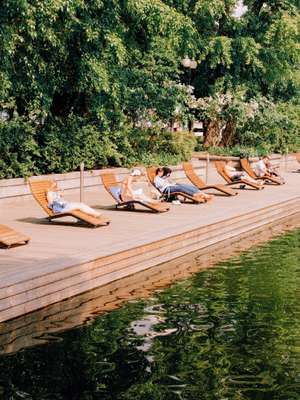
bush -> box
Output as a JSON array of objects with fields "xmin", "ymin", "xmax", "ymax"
[
  {"xmin": 205, "ymin": 145, "xmax": 269, "ymax": 158},
  {"xmin": 119, "ymin": 128, "xmax": 197, "ymax": 166},
  {"xmin": 37, "ymin": 116, "xmax": 121, "ymax": 173},
  {"xmin": 0, "ymin": 118, "xmax": 40, "ymax": 179},
  {"xmin": 235, "ymin": 102, "xmax": 300, "ymax": 153},
  {"xmin": 0, "ymin": 117, "xmax": 197, "ymax": 178}
]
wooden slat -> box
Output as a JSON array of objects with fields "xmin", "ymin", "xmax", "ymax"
[
  {"xmin": 240, "ymin": 159, "xmax": 283, "ymax": 185},
  {"xmin": 28, "ymin": 180, "xmax": 54, "ymax": 216},
  {"xmin": 146, "ymin": 167, "xmax": 206, "ymax": 203},
  {"xmin": 182, "ymin": 162, "xmax": 237, "ymax": 196},
  {"xmin": 101, "ymin": 172, "xmax": 170, "ymax": 212},
  {"xmin": 29, "ymin": 179, "xmax": 110, "ymax": 227},
  {"xmin": 240, "ymin": 159, "xmax": 258, "ymax": 179},
  {"xmin": 0, "ymin": 225, "xmax": 30, "ymax": 248},
  {"xmin": 214, "ymin": 161, "xmax": 264, "ymax": 190}
]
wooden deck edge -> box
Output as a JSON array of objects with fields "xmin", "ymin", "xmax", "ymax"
[
  {"xmin": 1, "ymin": 196, "xmax": 299, "ymax": 293},
  {"xmin": 0, "ymin": 198, "xmax": 300, "ymax": 322},
  {"xmin": 1, "ymin": 211, "xmax": 300, "ymax": 351}
]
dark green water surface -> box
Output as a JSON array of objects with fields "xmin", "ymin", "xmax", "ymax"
[{"xmin": 1, "ymin": 229, "xmax": 300, "ymax": 400}]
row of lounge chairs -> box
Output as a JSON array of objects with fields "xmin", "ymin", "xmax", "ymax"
[
  {"xmin": 1, "ymin": 157, "xmax": 290, "ymax": 249},
  {"xmin": 215, "ymin": 160, "xmax": 283, "ymax": 188}
]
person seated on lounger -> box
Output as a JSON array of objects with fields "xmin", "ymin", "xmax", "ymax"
[
  {"xmin": 47, "ymin": 182, "xmax": 102, "ymax": 217},
  {"xmin": 121, "ymin": 168, "xmax": 160, "ymax": 203},
  {"xmin": 252, "ymin": 158, "xmax": 268, "ymax": 178},
  {"xmin": 249, "ymin": 157, "xmax": 284, "ymax": 184},
  {"xmin": 262, "ymin": 156, "xmax": 284, "ymax": 182},
  {"xmin": 224, "ymin": 161, "xmax": 263, "ymax": 186},
  {"xmin": 154, "ymin": 167, "xmax": 212, "ymax": 202}
]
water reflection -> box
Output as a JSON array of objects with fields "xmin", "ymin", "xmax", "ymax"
[{"xmin": 0, "ymin": 229, "xmax": 300, "ymax": 399}]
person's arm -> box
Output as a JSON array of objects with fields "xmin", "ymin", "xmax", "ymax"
[
  {"xmin": 227, "ymin": 165, "xmax": 235, "ymax": 172},
  {"xmin": 224, "ymin": 165, "xmax": 233, "ymax": 176},
  {"xmin": 122, "ymin": 176, "xmax": 134, "ymax": 198},
  {"xmin": 47, "ymin": 191, "xmax": 55, "ymax": 206}
]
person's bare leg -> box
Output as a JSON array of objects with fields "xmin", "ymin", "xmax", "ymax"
[
  {"xmin": 66, "ymin": 202, "xmax": 102, "ymax": 217},
  {"xmin": 244, "ymin": 174, "xmax": 263, "ymax": 185},
  {"xmin": 203, "ymin": 193, "xmax": 213, "ymax": 201}
]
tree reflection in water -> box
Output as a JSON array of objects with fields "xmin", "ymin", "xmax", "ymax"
[{"xmin": 0, "ymin": 230, "xmax": 300, "ymax": 400}]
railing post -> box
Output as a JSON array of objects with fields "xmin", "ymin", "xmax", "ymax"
[
  {"xmin": 80, "ymin": 162, "xmax": 84, "ymax": 202},
  {"xmin": 206, "ymin": 152, "xmax": 209, "ymax": 184},
  {"xmin": 285, "ymin": 147, "xmax": 289, "ymax": 172}
]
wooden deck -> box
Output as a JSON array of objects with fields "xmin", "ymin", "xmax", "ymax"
[{"xmin": 0, "ymin": 168, "xmax": 299, "ymax": 323}]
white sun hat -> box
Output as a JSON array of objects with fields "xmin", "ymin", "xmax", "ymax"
[{"xmin": 130, "ymin": 168, "xmax": 142, "ymax": 176}]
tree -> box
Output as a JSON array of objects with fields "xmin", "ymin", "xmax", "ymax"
[{"xmin": 165, "ymin": 0, "xmax": 300, "ymax": 148}]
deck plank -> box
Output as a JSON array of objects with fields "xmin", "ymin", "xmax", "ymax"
[{"xmin": 0, "ymin": 168, "xmax": 299, "ymax": 322}]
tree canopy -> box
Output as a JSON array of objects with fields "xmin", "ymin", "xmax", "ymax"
[{"xmin": 0, "ymin": 0, "xmax": 299, "ymax": 178}]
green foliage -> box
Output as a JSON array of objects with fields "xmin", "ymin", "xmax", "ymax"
[
  {"xmin": 205, "ymin": 145, "xmax": 267, "ymax": 158},
  {"xmin": 37, "ymin": 116, "xmax": 121, "ymax": 173},
  {"xmin": 0, "ymin": 0, "xmax": 198, "ymax": 178},
  {"xmin": 0, "ymin": 0, "xmax": 300, "ymax": 179},
  {"xmin": 1, "ymin": 230, "xmax": 300, "ymax": 399},
  {"xmin": 0, "ymin": 118, "xmax": 40, "ymax": 179},
  {"xmin": 120, "ymin": 128, "xmax": 196, "ymax": 166},
  {"xmin": 236, "ymin": 101, "xmax": 300, "ymax": 153},
  {"xmin": 0, "ymin": 116, "xmax": 196, "ymax": 178}
]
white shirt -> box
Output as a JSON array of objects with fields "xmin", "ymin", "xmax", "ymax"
[
  {"xmin": 154, "ymin": 176, "xmax": 171, "ymax": 192},
  {"xmin": 253, "ymin": 160, "xmax": 266, "ymax": 177}
]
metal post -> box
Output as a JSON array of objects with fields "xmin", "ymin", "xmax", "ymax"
[
  {"xmin": 80, "ymin": 162, "xmax": 84, "ymax": 202},
  {"xmin": 206, "ymin": 152, "xmax": 209, "ymax": 184}
]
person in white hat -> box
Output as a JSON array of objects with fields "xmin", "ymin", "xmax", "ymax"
[
  {"xmin": 47, "ymin": 181, "xmax": 103, "ymax": 217},
  {"xmin": 121, "ymin": 168, "xmax": 160, "ymax": 203}
]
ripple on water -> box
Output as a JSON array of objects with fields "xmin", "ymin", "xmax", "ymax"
[{"xmin": 0, "ymin": 229, "xmax": 300, "ymax": 399}]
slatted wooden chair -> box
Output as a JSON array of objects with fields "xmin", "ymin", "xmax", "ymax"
[
  {"xmin": 182, "ymin": 162, "xmax": 238, "ymax": 196},
  {"xmin": 101, "ymin": 172, "xmax": 170, "ymax": 213},
  {"xmin": 240, "ymin": 159, "xmax": 284, "ymax": 185},
  {"xmin": 214, "ymin": 161, "xmax": 264, "ymax": 190},
  {"xmin": 146, "ymin": 167, "xmax": 207, "ymax": 203},
  {"xmin": 296, "ymin": 153, "xmax": 300, "ymax": 170},
  {"xmin": 29, "ymin": 179, "xmax": 110, "ymax": 227},
  {"xmin": 0, "ymin": 224, "xmax": 30, "ymax": 248}
]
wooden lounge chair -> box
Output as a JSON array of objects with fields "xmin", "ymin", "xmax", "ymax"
[
  {"xmin": 240, "ymin": 159, "xmax": 284, "ymax": 185},
  {"xmin": 101, "ymin": 172, "xmax": 170, "ymax": 213},
  {"xmin": 29, "ymin": 179, "xmax": 110, "ymax": 227},
  {"xmin": 296, "ymin": 153, "xmax": 300, "ymax": 170},
  {"xmin": 0, "ymin": 224, "xmax": 30, "ymax": 248},
  {"xmin": 182, "ymin": 162, "xmax": 238, "ymax": 196},
  {"xmin": 146, "ymin": 167, "xmax": 207, "ymax": 203},
  {"xmin": 214, "ymin": 161, "xmax": 264, "ymax": 190}
]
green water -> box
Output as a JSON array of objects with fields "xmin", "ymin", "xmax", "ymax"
[{"xmin": 1, "ymin": 230, "xmax": 300, "ymax": 400}]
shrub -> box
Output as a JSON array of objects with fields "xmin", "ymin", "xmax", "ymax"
[
  {"xmin": 37, "ymin": 116, "xmax": 121, "ymax": 173},
  {"xmin": 235, "ymin": 102, "xmax": 300, "ymax": 153},
  {"xmin": 119, "ymin": 128, "xmax": 197, "ymax": 166},
  {"xmin": 0, "ymin": 118, "xmax": 40, "ymax": 178},
  {"xmin": 0, "ymin": 117, "xmax": 197, "ymax": 178}
]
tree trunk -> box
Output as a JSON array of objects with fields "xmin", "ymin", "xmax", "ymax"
[
  {"xmin": 203, "ymin": 120, "xmax": 221, "ymax": 148},
  {"xmin": 220, "ymin": 119, "xmax": 236, "ymax": 147}
]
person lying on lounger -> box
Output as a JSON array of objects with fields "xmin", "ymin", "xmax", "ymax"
[
  {"xmin": 47, "ymin": 182, "xmax": 102, "ymax": 217},
  {"xmin": 154, "ymin": 167, "xmax": 212, "ymax": 202},
  {"xmin": 121, "ymin": 168, "xmax": 161, "ymax": 203},
  {"xmin": 262, "ymin": 156, "xmax": 284, "ymax": 182},
  {"xmin": 224, "ymin": 161, "xmax": 263, "ymax": 186}
]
